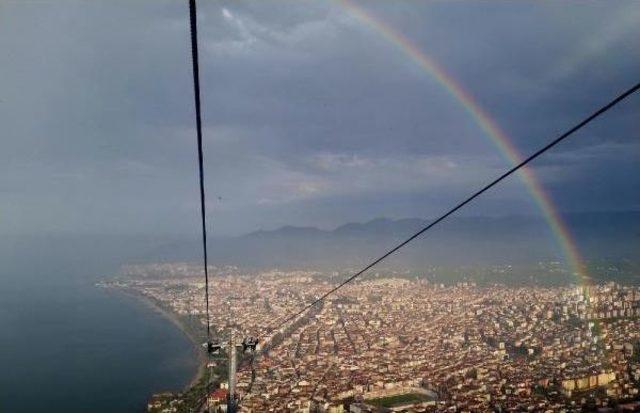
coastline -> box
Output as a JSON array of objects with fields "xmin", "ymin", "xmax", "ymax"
[{"xmin": 105, "ymin": 286, "xmax": 207, "ymax": 390}]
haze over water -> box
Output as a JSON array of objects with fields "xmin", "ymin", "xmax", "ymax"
[{"xmin": 0, "ymin": 242, "xmax": 198, "ymax": 413}]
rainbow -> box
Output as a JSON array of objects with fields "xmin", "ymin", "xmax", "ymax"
[{"xmin": 339, "ymin": 0, "xmax": 591, "ymax": 286}]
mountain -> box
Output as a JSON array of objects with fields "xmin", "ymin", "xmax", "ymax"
[{"xmin": 141, "ymin": 211, "xmax": 640, "ymax": 270}]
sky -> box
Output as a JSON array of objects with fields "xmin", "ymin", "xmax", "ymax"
[{"xmin": 1, "ymin": 0, "xmax": 638, "ymax": 237}]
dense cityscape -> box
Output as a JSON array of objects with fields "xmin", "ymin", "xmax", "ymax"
[{"xmin": 106, "ymin": 263, "xmax": 640, "ymax": 413}]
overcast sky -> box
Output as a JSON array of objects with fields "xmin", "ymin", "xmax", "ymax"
[{"xmin": 1, "ymin": 0, "xmax": 638, "ymax": 237}]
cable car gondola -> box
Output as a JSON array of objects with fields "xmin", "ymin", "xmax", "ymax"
[{"xmin": 203, "ymin": 340, "xmax": 222, "ymax": 355}]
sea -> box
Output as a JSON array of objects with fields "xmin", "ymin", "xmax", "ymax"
[{"xmin": 0, "ymin": 236, "xmax": 199, "ymax": 413}]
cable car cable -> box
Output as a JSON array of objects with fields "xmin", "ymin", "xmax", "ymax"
[
  {"xmin": 238, "ymin": 81, "xmax": 639, "ymax": 405},
  {"xmin": 188, "ymin": 0, "xmax": 211, "ymax": 343},
  {"xmin": 262, "ymin": 81, "xmax": 640, "ymax": 339}
]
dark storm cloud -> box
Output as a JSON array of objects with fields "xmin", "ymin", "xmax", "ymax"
[{"xmin": 0, "ymin": 0, "xmax": 638, "ymax": 236}]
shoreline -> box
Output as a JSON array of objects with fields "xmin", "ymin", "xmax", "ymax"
[{"xmin": 105, "ymin": 286, "xmax": 207, "ymax": 391}]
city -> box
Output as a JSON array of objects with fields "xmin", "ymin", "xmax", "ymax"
[
  {"xmin": 106, "ymin": 263, "xmax": 640, "ymax": 412},
  {"xmin": 3, "ymin": 1, "xmax": 639, "ymax": 412}
]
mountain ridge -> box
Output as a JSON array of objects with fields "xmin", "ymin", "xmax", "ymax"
[{"xmin": 149, "ymin": 211, "xmax": 640, "ymax": 269}]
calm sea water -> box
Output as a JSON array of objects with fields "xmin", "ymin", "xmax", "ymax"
[{"xmin": 0, "ymin": 247, "xmax": 199, "ymax": 413}]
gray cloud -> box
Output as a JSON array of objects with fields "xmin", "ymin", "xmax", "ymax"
[{"xmin": 0, "ymin": 0, "xmax": 638, "ymax": 237}]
